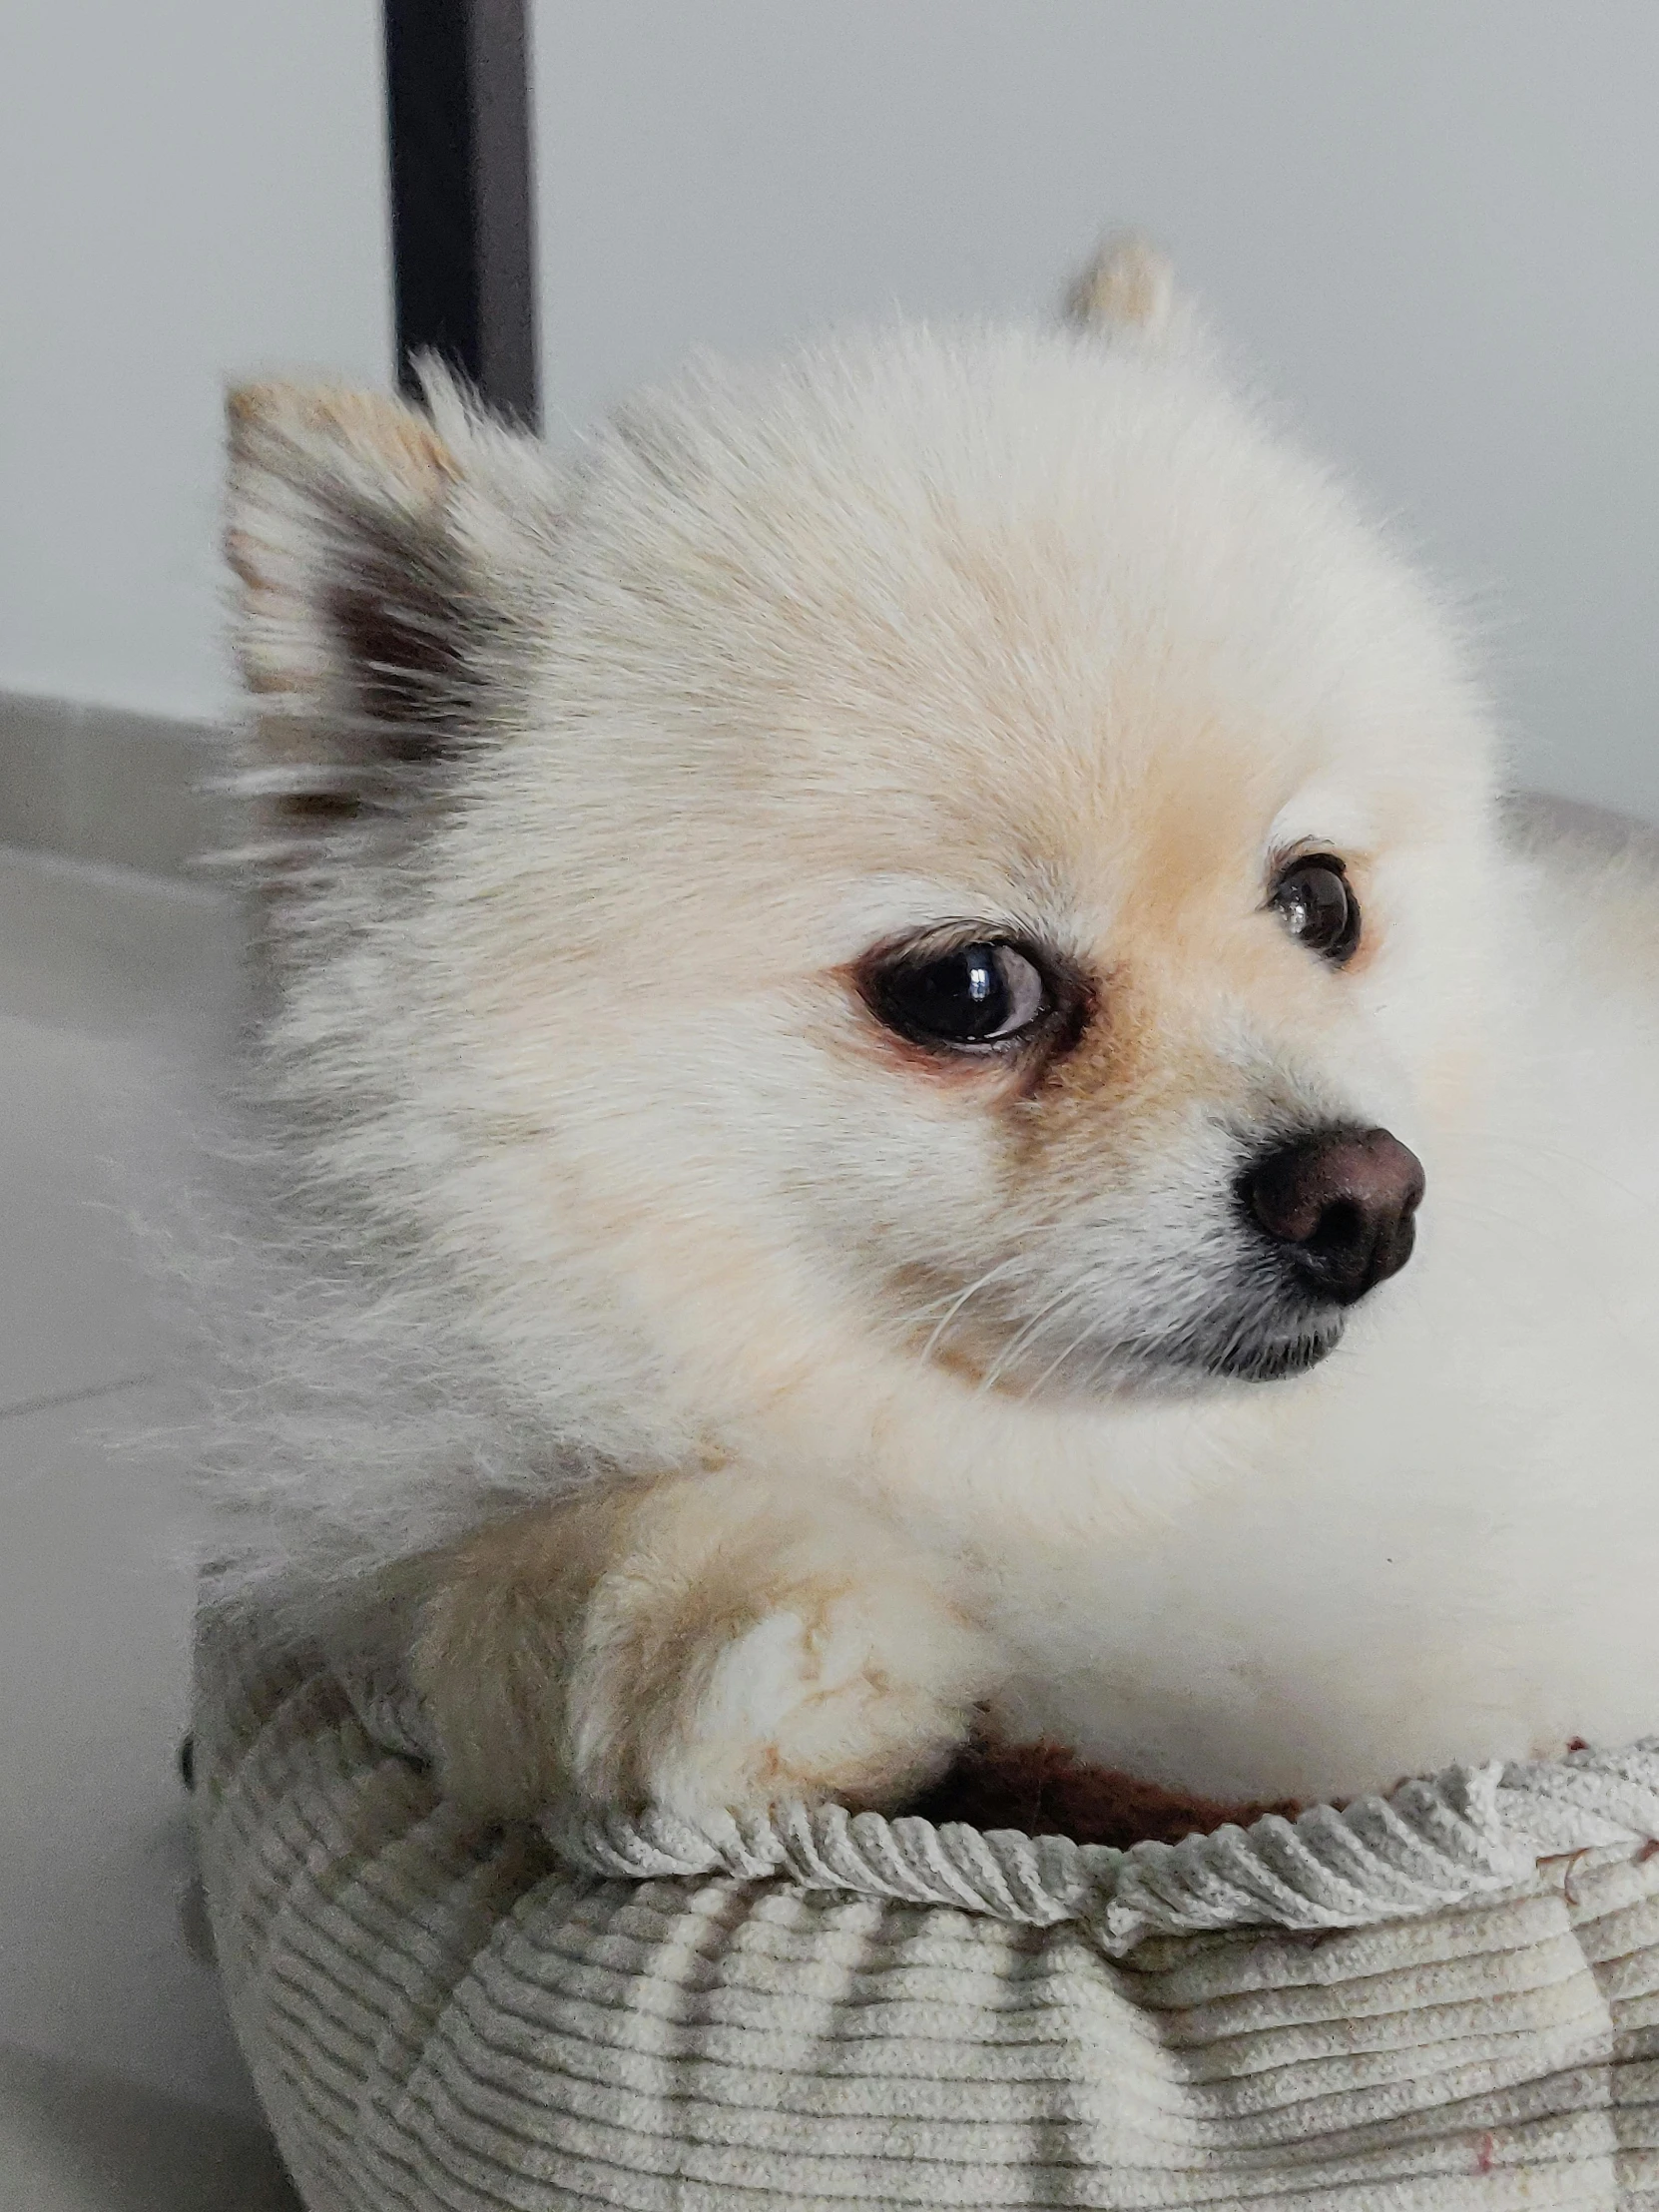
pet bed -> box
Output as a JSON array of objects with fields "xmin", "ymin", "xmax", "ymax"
[{"xmin": 193, "ymin": 1611, "xmax": 1659, "ymax": 2209}]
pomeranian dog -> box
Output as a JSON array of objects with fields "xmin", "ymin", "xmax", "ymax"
[{"xmin": 212, "ymin": 239, "xmax": 1659, "ymax": 1831}]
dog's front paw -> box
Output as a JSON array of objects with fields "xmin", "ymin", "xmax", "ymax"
[
  {"xmin": 412, "ymin": 1478, "xmax": 990, "ymax": 1826},
  {"xmin": 598, "ymin": 1576, "xmax": 987, "ymax": 1823}
]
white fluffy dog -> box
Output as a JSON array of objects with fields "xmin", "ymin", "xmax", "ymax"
[{"xmin": 213, "ymin": 240, "xmax": 1659, "ymax": 1829}]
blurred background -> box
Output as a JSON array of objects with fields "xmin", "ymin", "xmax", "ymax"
[{"xmin": 0, "ymin": 5, "xmax": 1653, "ymax": 2205}]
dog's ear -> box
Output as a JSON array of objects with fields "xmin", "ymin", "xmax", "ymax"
[
  {"xmin": 1063, "ymin": 233, "xmax": 1178, "ymax": 344},
  {"xmin": 225, "ymin": 373, "xmax": 527, "ymax": 884}
]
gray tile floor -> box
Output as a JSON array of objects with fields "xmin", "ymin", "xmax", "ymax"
[{"xmin": 0, "ymin": 848, "xmax": 297, "ymax": 2206}]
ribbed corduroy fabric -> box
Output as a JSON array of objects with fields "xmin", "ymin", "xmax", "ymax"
[{"xmin": 194, "ymin": 1619, "xmax": 1659, "ymax": 2210}]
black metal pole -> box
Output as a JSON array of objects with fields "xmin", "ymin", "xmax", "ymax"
[{"xmin": 383, "ymin": 0, "xmax": 540, "ymax": 429}]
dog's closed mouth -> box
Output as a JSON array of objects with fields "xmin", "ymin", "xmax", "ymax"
[
  {"xmin": 1202, "ymin": 1320, "xmax": 1346, "ymax": 1383},
  {"xmin": 921, "ymin": 1295, "xmax": 1349, "ymax": 1399}
]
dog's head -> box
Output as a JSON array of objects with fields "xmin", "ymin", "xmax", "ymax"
[{"xmin": 227, "ymin": 244, "xmax": 1499, "ymax": 1456}]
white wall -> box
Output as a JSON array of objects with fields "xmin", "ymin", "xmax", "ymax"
[
  {"xmin": 0, "ymin": 1, "xmax": 392, "ymax": 723},
  {"xmin": 533, "ymin": 1, "xmax": 1659, "ymax": 820}
]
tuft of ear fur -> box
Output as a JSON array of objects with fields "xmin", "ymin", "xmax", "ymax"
[
  {"xmin": 223, "ymin": 373, "xmax": 514, "ymax": 889},
  {"xmin": 1063, "ymin": 232, "xmax": 1177, "ymax": 342}
]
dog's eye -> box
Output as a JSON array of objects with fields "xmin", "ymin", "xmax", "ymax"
[
  {"xmin": 1272, "ymin": 857, "xmax": 1361, "ymax": 964},
  {"xmin": 869, "ymin": 941, "xmax": 1049, "ymax": 1048}
]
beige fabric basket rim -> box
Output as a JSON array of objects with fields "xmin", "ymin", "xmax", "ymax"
[{"xmin": 341, "ymin": 1670, "xmax": 1659, "ymax": 1956}]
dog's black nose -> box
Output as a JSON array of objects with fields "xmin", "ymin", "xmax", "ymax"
[{"xmin": 1242, "ymin": 1127, "xmax": 1424, "ymax": 1305}]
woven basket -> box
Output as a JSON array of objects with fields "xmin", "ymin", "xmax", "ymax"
[{"xmin": 193, "ymin": 1613, "xmax": 1659, "ymax": 2209}]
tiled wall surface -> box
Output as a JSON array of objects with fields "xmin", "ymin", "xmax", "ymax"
[{"xmin": 0, "ymin": 695, "xmax": 230, "ymax": 881}]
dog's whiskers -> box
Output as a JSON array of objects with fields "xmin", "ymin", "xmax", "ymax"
[
  {"xmin": 914, "ymin": 1256, "xmax": 1029, "ymax": 1364},
  {"xmin": 975, "ymin": 1272, "xmax": 1099, "ymax": 1397},
  {"xmin": 1020, "ymin": 1310, "xmax": 1114, "ymax": 1401}
]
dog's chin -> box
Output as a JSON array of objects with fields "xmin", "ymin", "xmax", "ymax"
[{"xmin": 1196, "ymin": 1320, "xmax": 1346, "ymax": 1383}]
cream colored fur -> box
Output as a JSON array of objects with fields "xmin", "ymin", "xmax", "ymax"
[{"xmin": 211, "ymin": 239, "xmax": 1659, "ymax": 1822}]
